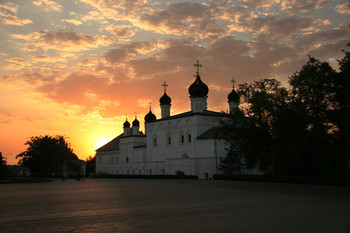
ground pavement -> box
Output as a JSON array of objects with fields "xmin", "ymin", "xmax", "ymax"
[{"xmin": 0, "ymin": 179, "xmax": 349, "ymax": 233}]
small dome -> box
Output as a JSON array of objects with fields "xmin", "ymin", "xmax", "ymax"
[
  {"xmin": 123, "ymin": 119, "xmax": 130, "ymax": 128},
  {"xmin": 160, "ymin": 92, "xmax": 171, "ymax": 105},
  {"xmin": 132, "ymin": 118, "xmax": 140, "ymax": 127},
  {"xmin": 228, "ymin": 88, "xmax": 239, "ymax": 102},
  {"xmin": 144, "ymin": 110, "xmax": 156, "ymax": 122},
  {"xmin": 188, "ymin": 74, "xmax": 209, "ymax": 97}
]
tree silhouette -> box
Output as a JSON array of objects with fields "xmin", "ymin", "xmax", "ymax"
[
  {"xmin": 85, "ymin": 156, "xmax": 96, "ymax": 176},
  {"xmin": 219, "ymin": 48, "xmax": 350, "ymax": 180},
  {"xmin": 0, "ymin": 152, "xmax": 7, "ymax": 177},
  {"xmin": 16, "ymin": 135, "xmax": 79, "ymax": 176}
]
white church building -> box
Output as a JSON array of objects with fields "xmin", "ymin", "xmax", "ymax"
[{"xmin": 95, "ymin": 61, "xmax": 254, "ymax": 179}]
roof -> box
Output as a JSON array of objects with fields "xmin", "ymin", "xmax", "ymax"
[
  {"xmin": 151, "ymin": 110, "xmax": 228, "ymax": 122},
  {"xmin": 197, "ymin": 127, "xmax": 232, "ymax": 139},
  {"xmin": 96, "ymin": 133, "xmax": 123, "ymax": 152}
]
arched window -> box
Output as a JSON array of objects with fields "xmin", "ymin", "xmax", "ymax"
[
  {"xmin": 153, "ymin": 135, "xmax": 157, "ymax": 147},
  {"xmin": 179, "ymin": 131, "xmax": 185, "ymax": 144},
  {"xmin": 186, "ymin": 130, "xmax": 192, "ymax": 144},
  {"xmin": 166, "ymin": 132, "xmax": 171, "ymax": 146}
]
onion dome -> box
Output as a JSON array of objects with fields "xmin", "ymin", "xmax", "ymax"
[
  {"xmin": 160, "ymin": 92, "xmax": 171, "ymax": 105},
  {"xmin": 132, "ymin": 117, "xmax": 140, "ymax": 127},
  {"xmin": 228, "ymin": 88, "xmax": 239, "ymax": 102},
  {"xmin": 123, "ymin": 119, "xmax": 130, "ymax": 128},
  {"xmin": 188, "ymin": 74, "xmax": 209, "ymax": 97},
  {"xmin": 144, "ymin": 109, "xmax": 156, "ymax": 122}
]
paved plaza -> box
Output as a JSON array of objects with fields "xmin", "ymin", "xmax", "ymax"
[{"xmin": 0, "ymin": 179, "xmax": 349, "ymax": 233}]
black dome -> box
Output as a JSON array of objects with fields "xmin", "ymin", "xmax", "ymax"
[
  {"xmin": 160, "ymin": 92, "xmax": 171, "ymax": 105},
  {"xmin": 228, "ymin": 88, "xmax": 239, "ymax": 102},
  {"xmin": 144, "ymin": 110, "xmax": 156, "ymax": 122},
  {"xmin": 123, "ymin": 119, "xmax": 130, "ymax": 128},
  {"xmin": 188, "ymin": 74, "xmax": 209, "ymax": 97},
  {"xmin": 132, "ymin": 118, "xmax": 140, "ymax": 127}
]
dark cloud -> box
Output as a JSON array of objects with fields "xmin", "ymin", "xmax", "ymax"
[
  {"xmin": 104, "ymin": 48, "xmax": 128, "ymax": 63},
  {"xmin": 139, "ymin": 2, "xmax": 226, "ymax": 37},
  {"xmin": 288, "ymin": 0, "xmax": 326, "ymax": 13},
  {"xmin": 250, "ymin": 15, "xmax": 315, "ymax": 36},
  {"xmin": 129, "ymin": 58, "xmax": 178, "ymax": 77},
  {"xmin": 41, "ymin": 30, "xmax": 94, "ymax": 43}
]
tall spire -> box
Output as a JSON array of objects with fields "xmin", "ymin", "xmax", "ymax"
[{"xmin": 194, "ymin": 59, "xmax": 202, "ymax": 76}]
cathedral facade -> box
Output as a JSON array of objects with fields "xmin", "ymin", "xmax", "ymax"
[{"xmin": 95, "ymin": 61, "xmax": 251, "ymax": 179}]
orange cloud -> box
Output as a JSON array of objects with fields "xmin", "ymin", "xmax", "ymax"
[
  {"xmin": 62, "ymin": 19, "xmax": 83, "ymax": 26},
  {"xmin": 0, "ymin": 2, "xmax": 18, "ymax": 13},
  {"xmin": 0, "ymin": 10, "xmax": 33, "ymax": 26},
  {"xmin": 33, "ymin": 0, "xmax": 62, "ymax": 12},
  {"xmin": 137, "ymin": 2, "xmax": 227, "ymax": 39},
  {"xmin": 12, "ymin": 30, "xmax": 117, "ymax": 52},
  {"xmin": 336, "ymin": 2, "xmax": 350, "ymax": 14},
  {"xmin": 4, "ymin": 57, "xmax": 31, "ymax": 71},
  {"xmin": 103, "ymin": 24, "xmax": 136, "ymax": 38},
  {"xmin": 81, "ymin": 10, "xmax": 106, "ymax": 21}
]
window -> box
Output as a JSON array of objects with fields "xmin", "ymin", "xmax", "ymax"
[
  {"xmin": 153, "ymin": 135, "xmax": 157, "ymax": 147},
  {"xmin": 126, "ymin": 157, "xmax": 129, "ymax": 163},
  {"xmin": 179, "ymin": 131, "xmax": 185, "ymax": 144},
  {"xmin": 166, "ymin": 133, "xmax": 171, "ymax": 146},
  {"xmin": 186, "ymin": 130, "xmax": 192, "ymax": 144}
]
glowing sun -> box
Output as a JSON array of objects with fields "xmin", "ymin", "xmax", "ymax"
[{"xmin": 95, "ymin": 137, "xmax": 112, "ymax": 150}]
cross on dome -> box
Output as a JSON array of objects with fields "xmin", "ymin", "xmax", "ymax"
[
  {"xmin": 194, "ymin": 59, "xmax": 202, "ymax": 75},
  {"xmin": 230, "ymin": 77, "xmax": 236, "ymax": 88},
  {"xmin": 162, "ymin": 81, "xmax": 168, "ymax": 93}
]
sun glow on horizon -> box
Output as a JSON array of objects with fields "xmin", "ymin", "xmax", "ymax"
[{"xmin": 95, "ymin": 136, "xmax": 114, "ymax": 150}]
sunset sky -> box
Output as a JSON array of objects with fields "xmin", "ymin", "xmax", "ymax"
[{"xmin": 0, "ymin": 0, "xmax": 349, "ymax": 164}]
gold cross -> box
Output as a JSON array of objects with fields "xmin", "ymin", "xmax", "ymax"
[
  {"xmin": 162, "ymin": 81, "xmax": 168, "ymax": 93},
  {"xmin": 230, "ymin": 77, "xmax": 236, "ymax": 88},
  {"xmin": 194, "ymin": 59, "xmax": 202, "ymax": 75}
]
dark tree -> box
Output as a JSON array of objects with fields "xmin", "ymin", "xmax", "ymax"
[
  {"xmin": 218, "ymin": 110, "xmax": 245, "ymax": 174},
  {"xmin": 219, "ymin": 143, "xmax": 243, "ymax": 174},
  {"xmin": 331, "ymin": 43, "xmax": 350, "ymax": 177},
  {"xmin": 219, "ymin": 50, "xmax": 350, "ymax": 179},
  {"xmin": 288, "ymin": 56, "xmax": 345, "ymax": 178},
  {"xmin": 289, "ymin": 56, "xmax": 337, "ymax": 133},
  {"xmin": 85, "ymin": 156, "xmax": 96, "ymax": 176},
  {"xmin": 237, "ymin": 78, "xmax": 289, "ymax": 172},
  {"xmin": 16, "ymin": 135, "xmax": 79, "ymax": 176},
  {"xmin": 0, "ymin": 152, "xmax": 7, "ymax": 177}
]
